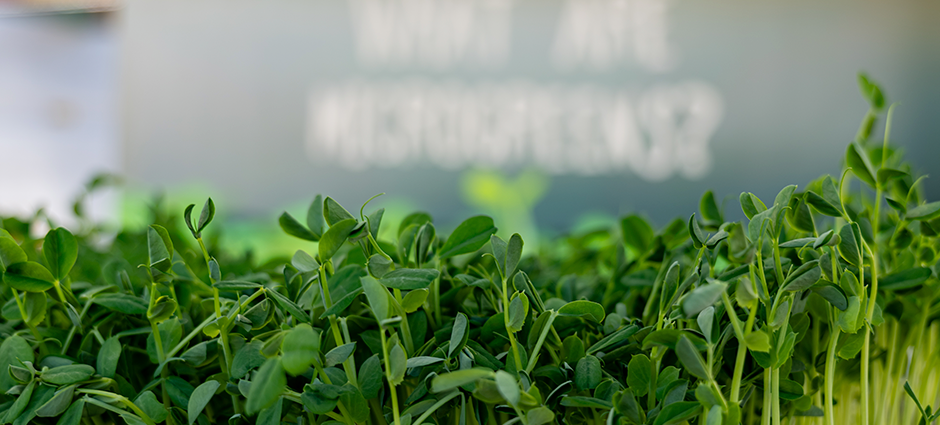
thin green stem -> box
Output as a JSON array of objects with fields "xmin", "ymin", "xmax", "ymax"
[
  {"xmin": 378, "ymin": 325, "xmax": 402, "ymax": 425},
  {"xmin": 825, "ymin": 326, "xmax": 840, "ymax": 425}
]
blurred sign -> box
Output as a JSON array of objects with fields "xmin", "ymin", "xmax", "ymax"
[
  {"xmin": 309, "ymin": 0, "xmax": 723, "ymax": 181},
  {"xmin": 120, "ymin": 0, "xmax": 940, "ymax": 228}
]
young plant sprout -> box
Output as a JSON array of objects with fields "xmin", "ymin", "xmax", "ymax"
[{"xmin": 1, "ymin": 74, "xmax": 938, "ymax": 425}]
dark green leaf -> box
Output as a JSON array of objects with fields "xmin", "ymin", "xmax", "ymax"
[
  {"xmin": 97, "ymin": 337, "xmax": 122, "ymax": 378},
  {"xmin": 94, "ymin": 293, "xmax": 148, "ymax": 314},
  {"xmin": 449, "ymin": 312, "xmax": 470, "ymax": 357},
  {"xmin": 380, "ymin": 268, "xmax": 440, "ymax": 290},
  {"xmin": 430, "ymin": 368, "xmax": 493, "ymax": 393},
  {"xmin": 358, "ymin": 355, "xmax": 383, "ymax": 399},
  {"xmin": 323, "ymin": 197, "xmax": 355, "ymax": 226},
  {"xmin": 627, "ymin": 354, "xmax": 651, "ymax": 396},
  {"xmin": 319, "ymin": 218, "xmax": 358, "ymax": 261},
  {"xmin": 282, "ymin": 324, "xmax": 320, "ymax": 375},
  {"xmin": 682, "ymin": 281, "xmax": 726, "ymax": 317},
  {"xmin": 438, "ymin": 216, "xmax": 498, "ymax": 259},
  {"xmin": 147, "ymin": 225, "xmax": 174, "ymax": 272},
  {"xmin": 783, "ymin": 260, "xmax": 821, "ymax": 292},
  {"xmin": 676, "ymin": 335, "xmax": 709, "ymax": 380},
  {"xmin": 4, "ymin": 262, "xmax": 55, "ymax": 292},
  {"xmin": 43, "ymin": 227, "xmax": 77, "ymax": 281},
  {"xmin": 324, "ymin": 343, "xmax": 356, "ymax": 368},
  {"xmin": 54, "ymin": 399, "xmax": 85, "ymax": 425},
  {"xmin": 246, "ymin": 358, "xmax": 286, "ymax": 415},
  {"xmin": 279, "ymin": 212, "xmax": 319, "ymax": 241},
  {"xmin": 575, "ymin": 355, "xmax": 602, "ymax": 390},
  {"xmin": 36, "ymin": 384, "xmax": 76, "ymax": 417},
  {"xmin": 880, "ymin": 267, "xmax": 932, "ymax": 291},
  {"xmin": 361, "ymin": 276, "xmax": 389, "ymax": 321},
  {"xmin": 495, "ymin": 370, "xmax": 520, "ymax": 406},
  {"xmin": 40, "ymin": 364, "xmax": 95, "ymax": 386},
  {"xmin": 846, "ymin": 142, "xmax": 876, "ymax": 188},
  {"xmin": 188, "ymin": 381, "xmax": 220, "ymax": 425},
  {"xmin": 558, "ymin": 300, "xmax": 605, "ymax": 323},
  {"xmin": 0, "ymin": 335, "xmax": 34, "ymax": 392},
  {"xmin": 197, "ymin": 198, "xmax": 215, "ymax": 234},
  {"xmin": 306, "ymin": 195, "xmax": 325, "ymax": 238},
  {"xmin": 906, "ymin": 202, "xmax": 940, "ymax": 221},
  {"xmin": 653, "ymin": 401, "xmax": 701, "ymax": 425}
]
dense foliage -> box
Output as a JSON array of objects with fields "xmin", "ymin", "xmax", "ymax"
[{"xmin": 2, "ymin": 75, "xmax": 940, "ymax": 425}]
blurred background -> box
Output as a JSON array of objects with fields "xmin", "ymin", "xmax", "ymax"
[{"xmin": 2, "ymin": 0, "xmax": 939, "ymax": 258}]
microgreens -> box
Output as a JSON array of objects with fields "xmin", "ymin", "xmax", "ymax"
[{"xmin": 1, "ymin": 74, "xmax": 939, "ymax": 425}]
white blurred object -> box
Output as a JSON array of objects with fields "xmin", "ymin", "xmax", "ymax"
[{"xmin": 0, "ymin": 13, "xmax": 119, "ymax": 226}]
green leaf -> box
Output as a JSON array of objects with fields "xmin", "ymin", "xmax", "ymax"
[
  {"xmin": 627, "ymin": 354, "xmax": 652, "ymax": 396},
  {"xmin": 188, "ymin": 381, "xmax": 220, "ymax": 425},
  {"xmin": 805, "ymin": 191, "xmax": 842, "ymax": 217},
  {"xmin": 147, "ymin": 224, "xmax": 174, "ymax": 272},
  {"xmin": 36, "ymin": 384, "xmax": 76, "ymax": 417},
  {"xmin": 338, "ymin": 384, "xmax": 369, "ymax": 423},
  {"xmin": 506, "ymin": 233, "xmax": 524, "ymax": 279},
  {"xmin": 94, "ymin": 293, "xmax": 148, "ymax": 314},
  {"xmin": 878, "ymin": 168, "xmax": 909, "ymax": 187},
  {"xmin": 700, "ymin": 190, "xmax": 722, "ymax": 223},
  {"xmin": 744, "ymin": 330, "xmax": 771, "ymax": 352},
  {"xmin": 401, "ymin": 289, "xmax": 428, "ymax": 313},
  {"xmin": 266, "ymin": 288, "xmax": 307, "ymax": 324},
  {"xmin": 526, "ymin": 407, "xmax": 555, "ymax": 425},
  {"xmin": 23, "ymin": 291, "xmax": 46, "ymax": 327},
  {"xmin": 0, "ymin": 237, "xmax": 27, "ymax": 271},
  {"xmin": 231, "ymin": 341, "xmax": 266, "ymax": 380},
  {"xmin": 560, "ymin": 396, "xmax": 612, "ymax": 409},
  {"xmin": 812, "ymin": 283, "xmax": 848, "ymax": 311},
  {"xmin": 438, "ymin": 216, "xmax": 498, "ymax": 259},
  {"xmin": 97, "ymin": 337, "xmax": 122, "ymax": 378},
  {"xmin": 213, "ymin": 280, "xmax": 262, "ymax": 291},
  {"xmin": 388, "ymin": 343, "xmax": 407, "ymax": 385},
  {"xmin": 323, "ymin": 197, "xmax": 355, "ymax": 226},
  {"xmin": 558, "ymin": 300, "xmax": 605, "ymax": 323},
  {"xmin": 380, "ymin": 268, "xmax": 440, "ymax": 290},
  {"xmin": 507, "ymin": 292, "xmax": 529, "ymax": 332},
  {"xmin": 616, "ymin": 389, "xmax": 645, "ymax": 424},
  {"xmin": 906, "ymin": 202, "xmax": 940, "ymax": 221},
  {"xmin": 302, "ymin": 382, "xmax": 342, "ymax": 414},
  {"xmin": 740, "ymin": 192, "xmax": 767, "ymax": 220},
  {"xmin": 292, "ymin": 250, "xmax": 319, "ymax": 273},
  {"xmin": 324, "ymin": 342, "xmax": 356, "ymax": 368},
  {"xmin": 495, "ymin": 370, "xmax": 520, "ymax": 406},
  {"xmin": 148, "ymin": 295, "xmax": 178, "ymax": 323},
  {"xmin": 0, "ymin": 335, "xmax": 34, "ymax": 393},
  {"xmin": 319, "ymin": 218, "xmax": 358, "ymax": 261},
  {"xmin": 682, "ymin": 281, "xmax": 727, "ymax": 317},
  {"xmin": 846, "ymin": 142, "xmax": 877, "ymax": 188},
  {"xmin": 257, "ymin": 397, "xmax": 283, "ymax": 425},
  {"xmin": 4, "ymin": 380, "xmax": 35, "ymax": 424},
  {"xmin": 783, "ymin": 260, "xmax": 821, "ymax": 292},
  {"xmin": 654, "ymin": 401, "xmax": 701, "ymax": 425},
  {"xmin": 358, "ymin": 354, "xmax": 383, "ymax": 399},
  {"xmin": 368, "ymin": 254, "xmax": 393, "ymax": 278},
  {"xmin": 197, "ymin": 198, "xmax": 216, "ymax": 234},
  {"xmin": 676, "ymin": 335, "xmax": 709, "ymax": 380},
  {"xmin": 54, "ymin": 399, "xmax": 85, "ymax": 425},
  {"xmin": 688, "ymin": 214, "xmax": 706, "ymax": 249},
  {"xmin": 621, "ymin": 215, "xmax": 655, "ymax": 256},
  {"xmin": 575, "ymin": 355, "xmax": 602, "ymax": 390},
  {"xmin": 449, "ymin": 312, "xmax": 470, "ymax": 357},
  {"xmin": 880, "ymin": 267, "xmax": 932, "ymax": 291},
  {"xmin": 837, "ymin": 332, "xmax": 866, "ymax": 360},
  {"xmin": 837, "ymin": 296, "xmax": 862, "ymax": 333},
  {"xmin": 320, "ymin": 288, "xmax": 363, "ymax": 319},
  {"xmin": 838, "ymin": 223, "xmax": 862, "ymax": 266},
  {"xmin": 4, "ymin": 262, "xmax": 55, "ymax": 292},
  {"xmin": 361, "ymin": 276, "xmax": 389, "ymax": 321},
  {"xmin": 279, "ymin": 212, "xmax": 319, "ymax": 241},
  {"xmin": 40, "ymin": 364, "xmax": 95, "ymax": 385},
  {"xmin": 306, "ymin": 195, "xmax": 326, "ymax": 238},
  {"xmin": 281, "ymin": 324, "xmax": 320, "ymax": 375},
  {"xmin": 246, "ymin": 358, "xmax": 286, "ymax": 415},
  {"xmin": 43, "ymin": 228, "xmax": 77, "ymax": 281},
  {"xmin": 430, "ymin": 368, "xmax": 494, "ymax": 393}
]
